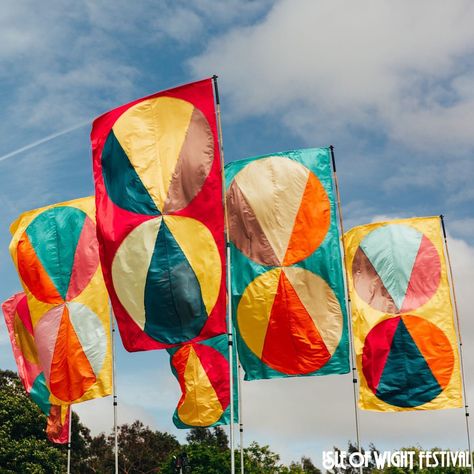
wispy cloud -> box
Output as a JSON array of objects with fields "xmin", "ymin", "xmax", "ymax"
[
  {"xmin": 190, "ymin": 0, "xmax": 474, "ymax": 152},
  {"xmin": 0, "ymin": 121, "xmax": 90, "ymax": 163}
]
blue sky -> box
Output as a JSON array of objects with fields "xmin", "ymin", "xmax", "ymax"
[{"xmin": 1, "ymin": 0, "xmax": 474, "ymax": 467}]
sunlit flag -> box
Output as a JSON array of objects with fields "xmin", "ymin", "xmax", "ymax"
[
  {"xmin": 225, "ymin": 148, "xmax": 349, "ymax": 380},
  {"xmin": 167, "ymin": 334, "xmax": 237, "ymax": 428},
  {"xmin": 91, "ymin": 78, "xmax": 226, "ymax": 351},
  {"xmin": 9, "ymin": 197, "xmax": 112, "ymax": 405},
  {"xmin": 344, "ymin": 216, "xmax": 462, "ymax": 411}
]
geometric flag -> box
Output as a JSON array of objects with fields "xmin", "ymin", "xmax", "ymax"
[
  {"xmin": 90, "ymin": 78, "xmax": 226, "ymax": 351},
  {"xmin": 344, "ymin": 216, "xmax": 462, "ymax": 411},
  {"xmin": 225, "ymin": 148, "xmax": 349, "ymax": 380},
  {"xmin": 167, "ymin": 334, "xmax": 237, "ymax": 428},
  {"xmin": 2, "ymin": 292, "xmax": 70, "ymax": 444},
  {"xmin": 9, "ymin": 196, "xmax": 112, "ymax": 405}
]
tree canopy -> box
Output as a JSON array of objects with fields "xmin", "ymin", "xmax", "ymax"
[{"xmin": 0, "ymin": 370, "xmax": 66, "ymax": 473}]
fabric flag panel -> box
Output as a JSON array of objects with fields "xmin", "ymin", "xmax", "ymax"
[
  {"xmin": 91, "ymin": 78, "xmax": 226, "ymax": 351},
  {"xmin": 2, "ymin": 292, "xmax": 70, "ymax": 443},
  {"xmin": 167, "ymin": 334, "xmax": 237, "ymax": 428},
  {"xmin": 225, "ymin": 148, "xmax": 349, "ymax": 380},
  {"xmin": 344, "ymin": 216, "xmax": 462, "ymax": 411},
  {"xmin": 9, "ymin": 197, "xmax": 112, "ymax": 405}
]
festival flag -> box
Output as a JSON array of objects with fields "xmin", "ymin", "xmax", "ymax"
[
  {"xmin": 9, "ymin": 197, "xmax": 112, "ymax": 405},
  {"xmin": 167, "ymin": 334, "xmax": 237, "ymax": 428},
  {"xmin": 225, "ymin": 148, "xmax": 349, "ymax": 380},
  {"xmin": 91, "ymin": 78, "xmax": 226, "ymax": 351},
  {"xmin": 344, "ymin": 216, "xmax": 462, "ymax": 411},
  {"xmin": 2, "ymin": 292, "xmax": 70, "ymax": 443}
]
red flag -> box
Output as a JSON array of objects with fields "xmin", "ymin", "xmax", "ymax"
[{"xmin": 91, "ymin": 78, "xmax": 226, "ymax": 351}]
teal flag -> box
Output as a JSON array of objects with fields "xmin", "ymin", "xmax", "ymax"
[{"xmin": 225, "ymin": 148, "xmax": 349, "ymax": 380}]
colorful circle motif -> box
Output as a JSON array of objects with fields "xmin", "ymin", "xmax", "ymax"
[
  {"xmin": 17, "ymin": 206, "xmax": 99, "ymax": 304},
  {"xmin": 362, "ymin": 315, "xmax": 454, "ymax": 407},
  {"xmin": 102, "ymin": 96, "xmax": 214, "ymax": 216},
  {"xmin": 101, "ymin": 96, "xmax": 222, "ymax": 344},
  {"xmin": 15, "ymin": 205, "xmax": 107, "ymax": 403},
  {"xmin": 352, "ymin": 224, "xmax": 441, "ymax": 313},
  {"xmin": 111, "ymin": 215, "xmax": 221, "ymax": 344},
  {"xmin": 237, "ymin": 267, "xmax": 343, "ymax": 375},
  {"xmin": 34, "ymin": 302, "xmax": 107, "ymax": 402},
  {"xmin": 226, "ymin": 156, "xmax": 330, "ymax": 267}
]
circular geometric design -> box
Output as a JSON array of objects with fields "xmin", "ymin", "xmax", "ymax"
[
  {"xmin": 16, "ymin": 206, "xmax": 99, "ymax": 304},
  {"xmin": 111, "ymin": 215, "xmax": 222, "ymax": 344},
  {"xmin": 362, "ymin": 315, "xmax": 455, "ymax": 408},
  {"xmin": 34, "ymin": 302, "xmax": 107, "ymax": 403},
  {"xmin": 226, "ymin": 156, "xmax": 331, "ymax": 267},
  {"xmin": 172, "ymin": 342, "xmax": 229, "ymax": 426},
  {"xmin": 237, "ymin": 267, "xmax": 343, "ymax": 375},
  {"xmin": 352, "ymin": 224, "xmax": 441, "ymax": 313},
  {"xmin": 102, "ymin": 96, "xmax": 214, "ymax": 216}
]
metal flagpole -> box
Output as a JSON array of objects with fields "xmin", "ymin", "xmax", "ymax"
[
  {"xmin": 67, "ymin": 406, "xmax": 73, "ymax": 474},
  {"xmin": 237, "ymin": 360, "xmax": 244, "ymax": 474},
  {"xmin": 440, "ymin": 215, "xmax": 473, "ymax": 474},
  {"xmin": 330, "ymin": 146, "xmax": 363, "ymax": 474},
  {"xmin": 212, "ymin": 74, "xmax": 236, "ymax": 474},
  {"xmin": 111, "ymin": 310, "xmax": 119, "ymax": 474}
]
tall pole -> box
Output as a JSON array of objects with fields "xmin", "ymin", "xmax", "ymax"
[
  {"xmin": 213, "ymin": 74, "xmax": 235, "ymax": 474},
  {"xmin": 67, "ymin": 406, "xmax": 72, "ymax": 474},
  {"xmin": 237, "ymin": 361, "xmax": 245, "ymax": 474},
  {"xmin": 330, "ymin": 146, "xmax": 363, "ymax": 474},
  {"xmin": 440, "ymin": 215, "xmax": 473, "ymax": 474},
  {"xmin": 111, "ymin": 311, "xmax": 119, "ymax": 474}
]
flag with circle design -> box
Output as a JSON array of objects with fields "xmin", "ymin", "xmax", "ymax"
[
  {"xmin": 225, "ymin": 148, "xmax": 349, "ymax": 380},
  {"xmin": 9, "ymin": 196, "xmax": 112, "ymax": 405},
  {"xmin": 167, "ymin": 334, "xmax": 238, "ymax": 428},
  {"xmin": 91, "ymin": 78, "xmax": 226, "ymax": 351},
  {"xmin": 344, "ymin": 216, "xmax": 462, "ymax": 411},
  {"xmin": 2, "ymin": 292, "xmax": 71, "ymax": 443}
]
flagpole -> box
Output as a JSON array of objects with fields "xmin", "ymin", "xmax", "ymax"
[
  {"xmin": 330, "ymin": 146, "xmax": 363, "ymax": 474},
  {"xmin": 440, "ymin": 215, "xmax": 473, "ymax": 474},
  {"xmin": 237, "ymin": 360, "xmax": 245, "ymax": 474},
  {"xmin": 212, "ymin": 74, "xmax": 236, "ymax": 474},
  {"xmin": 111, "ymin": 310, "xmax": 119, "ymax": 474},
  {"xmin": 67, "ymin": 406, "xmax": 72, "ymax": 474}
]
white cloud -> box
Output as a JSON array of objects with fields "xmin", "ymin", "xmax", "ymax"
[
  {"xmin": 151, "ymin": 0, "xmax": 274, "ymax": 45},
  {"xmin": 73, "ymin": 396, "xmax": 155, "ymax": 436},
  {"xmin": 190, "ymin": 0, "xmax": 474, "ymax": 152},
  {"xmin": 154, "ymin": 8, "xmax": 205, "ymax": 43},
  {"xmin": 0, "ymin": 2, "xmax": 139, "ymax": 137},
  {"xmin": 446, "ymin": 217, "xmax": 474, "ymax": 241}
]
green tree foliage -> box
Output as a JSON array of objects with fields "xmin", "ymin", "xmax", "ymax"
[
  {"xmin": 186, "ymin": 426, "xmax": 229, "ymax": 451},
  {"xmin": 114, "ymin": 420, "xmax": 180, "ymax": 474},
  {"xmin": 241, "ymin": 441, "xmax": 281, "ymax": 473},
  {"xmin": 69, "ymin": 412, "xmax": 116, "ymax": 474},
  {"xmin": 0, "ymin": 369, "xmax": 66, "ymax": 473},
  {"xmin": 164, "ymin": 428, "xmax": 320, "ymax": 474},
  {"xmin": 281, "ymin": 456, "xmax": 322, "ymax": 473}
]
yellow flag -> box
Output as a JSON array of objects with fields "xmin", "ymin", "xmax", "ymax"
[
  {"xmin": 9, "ymin": 196, "xmax": 112, "ymax": 405},
  {"xmin": 344, "ymin": 216, "xmax": 462, "ymax": 411}
]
